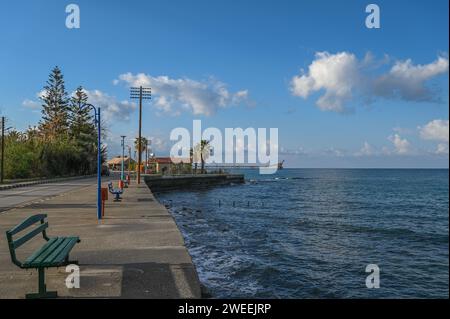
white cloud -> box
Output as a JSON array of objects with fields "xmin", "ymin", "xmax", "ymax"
[
  {"xmin": 419, "ymin": 119, "xmax": 449, "ymax": 155},
  {"xmin": 22, "ymin": 90, "xmax": 48, "ymax": 109},
  {"xmin": 22, "ymin": 99, "xmax": 40, "ymax": 109},
  {"xmin": 290, "ymin": 52, "xmax": 359, "ymax": 112},
  {"xmin": 83, "ymin": 89, "xmax": 136, "ymax": 122},
  {"xmin": 148, "ymin": 136, "xmax": 167, "ymax": 153},
  {"xmin": 322, "ymin": 147, "xmax": 348, "ymax": 157},
  {"xmin": 114, "ymin": 73, "xmax": 249, "ymax": 116},
  {"xmin": 232, "ymin": 90, "xmax": 249, "ymax": 104},
  {"xmin": 280, "ymin": 146, "xmax": 308, "ymax": 156},
  {"xmin": 388, "ymin": 133, "xmax": 411, "ymax": 155},
  {"xmin": 419, "ymin": 119, "xmax": 449, "ymax": 143},
  {"xmin": 436, "ymin": 143, "xmax": 449, "ymax": 155},
  {"xmin": 23, "ymin": 89, "xmax": 135, "ymax": 122},
  {"xmin": 373, "ymin": 57, "xmax": 449, "ymax": 101},
  {"xmin": 356, "ymin": 141, "xmax": 375, "ymax": 156},
  {"xmin": 290, "ymin": 52, "xmax": 449, "ymax": 112}
]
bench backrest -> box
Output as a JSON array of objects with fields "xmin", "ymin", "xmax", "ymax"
[{"xmin": 5, "ymin": 214, "xmax": 49, "ymax": 267}]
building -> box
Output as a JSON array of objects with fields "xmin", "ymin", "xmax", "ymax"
[
  {"xmin": 107, "ymin": 156, "xmax": 135, "ymax": 171},
  {"xmin": 147, "ymin": 157, "xmax": 192, "ymax": 175}
]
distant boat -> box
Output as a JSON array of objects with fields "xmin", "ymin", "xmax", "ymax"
[{"xmin": 278, "ymin": 160, "xmax": 285, "ymax": 169}]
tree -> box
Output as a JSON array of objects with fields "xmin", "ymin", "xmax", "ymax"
[
  {"xmin": 134, "ymin": 137, "xmax": 148, "ymax": 159},
  {"xmin": 193, "ymin": 140, "xmax": 210, "ymax": 174},
  {"xmin": 2, "ymin": 67, "xmax": 109, "ymax": 180},
  {"xmin": 68, "ymin": 86, "xmax": 97, "ymax": 174},
  {"xmin": 69, "ymin": 86, "xmax": 94, "ymax": 139},
  {"xmin": 190, "ymin": 147, "xmax": 197, "ymax": 174},
  {"xmin": 39, "ymin": 66, "xmax": 70, "ymax": 140}
]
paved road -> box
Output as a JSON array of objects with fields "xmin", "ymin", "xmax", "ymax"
[{"xmin": 0, "ymin": 176, "xmax": 114, "ymax": 213}]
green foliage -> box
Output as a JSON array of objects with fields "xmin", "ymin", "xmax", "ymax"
[
  {"xmin": 134, "ymin": 137, "xmax": 149, "ymax": 154},
  {"xmin": 1, "ymin": 67, "xmax": 107, "ymax": 180},
  {"xmin": 69, "ymin": 86, "xmax": 94, "ymax": 139},
  {"xmin": 39, "ymin": 66, "xmax": 70, "ymax": 139},
  {"xmin": 69, "ymin": 86, "xmax": 98, "ymax": 175},
  {"xmin": 4, "ymin": 131, "xmax": 41, "ymax": 179},
  {"xmin": 193, "ymin": 139, "xmax": 210, "ymax": 173}
]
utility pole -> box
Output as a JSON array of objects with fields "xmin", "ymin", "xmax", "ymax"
[
  {"xmin": 130, "ymin": 86, "xmax": 151, "ymax": 184},
  {"xmin": 1, "ymin": 116, "xmax": 5, "ymax": 184},
  {"xmin": 120, "ymin": 135, "xmax": 126, "ymax": 181}
]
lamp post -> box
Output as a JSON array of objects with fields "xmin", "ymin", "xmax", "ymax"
[
  {"xmin": 1, "ymin": 117, "xmax": 4, "ymax": 184},
  {"xmin": 120, "ymin": 135, "xmax": 126, "ymax": 181},
  {"xmin": 130, "ymin": 86, "xmax": 151, "ymax": 184},
  {"xmin": 127, "ymin": 145, "xmax": 131, "ymax": 178},
  {"xmin": 145, "ymin": 138, "xmax": 149, "ymax": 173},
  {"xmin": 80, "ymin": 103, "xmax": 102, "ymax": 220}
]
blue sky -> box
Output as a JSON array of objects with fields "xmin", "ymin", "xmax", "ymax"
[{"xmin": 0, "ymin": 0, "xmax": 448, "ymax": 168}]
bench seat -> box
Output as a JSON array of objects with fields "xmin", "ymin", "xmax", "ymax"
[
  {"xmin": 23, "ymin": 236, "xmax": 80, "ymax": 268},
  {"xmin": 6, "ymin": 214, "xmax": 81, "ymax": 298}
]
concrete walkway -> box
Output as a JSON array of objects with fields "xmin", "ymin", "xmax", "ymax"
[{"xmin": 0, "ymin": 180, "xmax": 201, "ymax": 299}]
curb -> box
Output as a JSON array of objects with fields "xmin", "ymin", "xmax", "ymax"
[{"xmin": 0, "ymin": 175, "xmax": 96, "ymax": 191}]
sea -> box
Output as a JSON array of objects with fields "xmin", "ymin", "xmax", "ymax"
[{"xmin": 155, "ymin": 169, "xmax": 449, "ymax": 298}]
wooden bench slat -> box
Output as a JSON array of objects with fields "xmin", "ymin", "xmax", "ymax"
[
  {"xmin": 43, "ymin": 238, "xmax": 73, "ymax": 264},
  {"xmin": 6, "ymin": 213, "xmax": 81, "ymax": 298},
  {"xmin": 42, "ymin": 237, "xmax": 79, "ymax": 267},
  {"xmin": 6, "ymin": 214, "xmax": 47, "ymax": 236},
  {"xmin": 27, "ymin": 237, "xmax": 66, "ymax": 266},
  {"xmin": 13, "ymin": 222, "xmax": 49, "ymax": 249},
  {"xmin": 24, "ymin": 237, "xmax": 59, "ymax": 266}
]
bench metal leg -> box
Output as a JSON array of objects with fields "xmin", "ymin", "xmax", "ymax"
[{"xmin": 26, "ymin": 268, "xmax": 57, "ymax": 299}]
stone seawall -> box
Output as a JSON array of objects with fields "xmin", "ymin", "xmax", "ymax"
[{"xmin": 144, "ymin": 174, "xmax": 245, "ymax": 192}]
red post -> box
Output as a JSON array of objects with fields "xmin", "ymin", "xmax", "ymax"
[{"xmin": 101, "ymin": 187, "xmax": 108, "ymax": 217}]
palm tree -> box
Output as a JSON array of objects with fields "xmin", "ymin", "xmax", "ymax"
[
  {"xmin": 190, "ymin": 147, "xmax": 197, "ymax": 174},
  {"xmin": 134, "ymin": 137, "xmax": 148, "ymax": 160},
  {"xmin": 193, "ymin": 140, "xmax": 210, "ymax": 174}
]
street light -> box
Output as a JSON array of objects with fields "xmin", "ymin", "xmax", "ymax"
[
  {"xmin": 127, "ymin": 145, "xmax": 132, "ymax": 179},
  {"xmin": 1, "ymin": 117, "xmax": 5, "ymax": 184},
  {"xmin": 79, "ymin": 103, "xmax": 102, "ymax": 220},
  {"xmin": 145, "ymin": 138, "xmax": 151, "ymax": 173},
  {"xmin": 120, "ymin": 135, "xmax": 126, "ymax": 181},
  {"xmin": 0, "ymin": 116, "xmax": 12, "ymax": 184},
  {"xmin": 130, "ymin": 86, "xmax": 151, "ymax": 184}
]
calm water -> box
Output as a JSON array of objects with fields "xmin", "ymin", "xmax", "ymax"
[{"xmin": 156, "ymin": 169, "xmax": 449, "ymax": 298}]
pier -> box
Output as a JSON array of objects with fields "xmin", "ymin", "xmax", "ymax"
[{"xmin": 0, "ymin": 179, "xmax": 201, "ymax": 298}]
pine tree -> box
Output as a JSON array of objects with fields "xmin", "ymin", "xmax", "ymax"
[
  {"xmin": 69, "ymin": 86, "xmax": 98, "ymax": 174},
  {"xmin": 69, "ymin": 86, "xmax": 94, "ymax": 139},
  {"xmin": 39, "ymin": 66, "xmax": 70, "ymax": 140}
]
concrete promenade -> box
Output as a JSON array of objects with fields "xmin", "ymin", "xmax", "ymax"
[{"xmin": 0, "ymin": 180, "xmax": 202, "ymax": 298}]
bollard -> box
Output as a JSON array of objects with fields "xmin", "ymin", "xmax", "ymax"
[{"xmin": 101, "ymin": 187, "xmax": 108, "ymax": 217}]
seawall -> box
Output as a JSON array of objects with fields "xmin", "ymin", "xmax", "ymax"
[{"xmin": 144, "ymin": 174, "xmax": 245, "ymax": 192}]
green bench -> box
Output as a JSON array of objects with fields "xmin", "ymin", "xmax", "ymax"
[{"xmin": 5, "ymin": 214, "xmax": 80, "ymax": 299}]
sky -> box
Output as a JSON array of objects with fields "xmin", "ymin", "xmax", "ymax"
[{"xmin": 0, "ymin": 0, "xmax": 448, "ymax": 168}]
